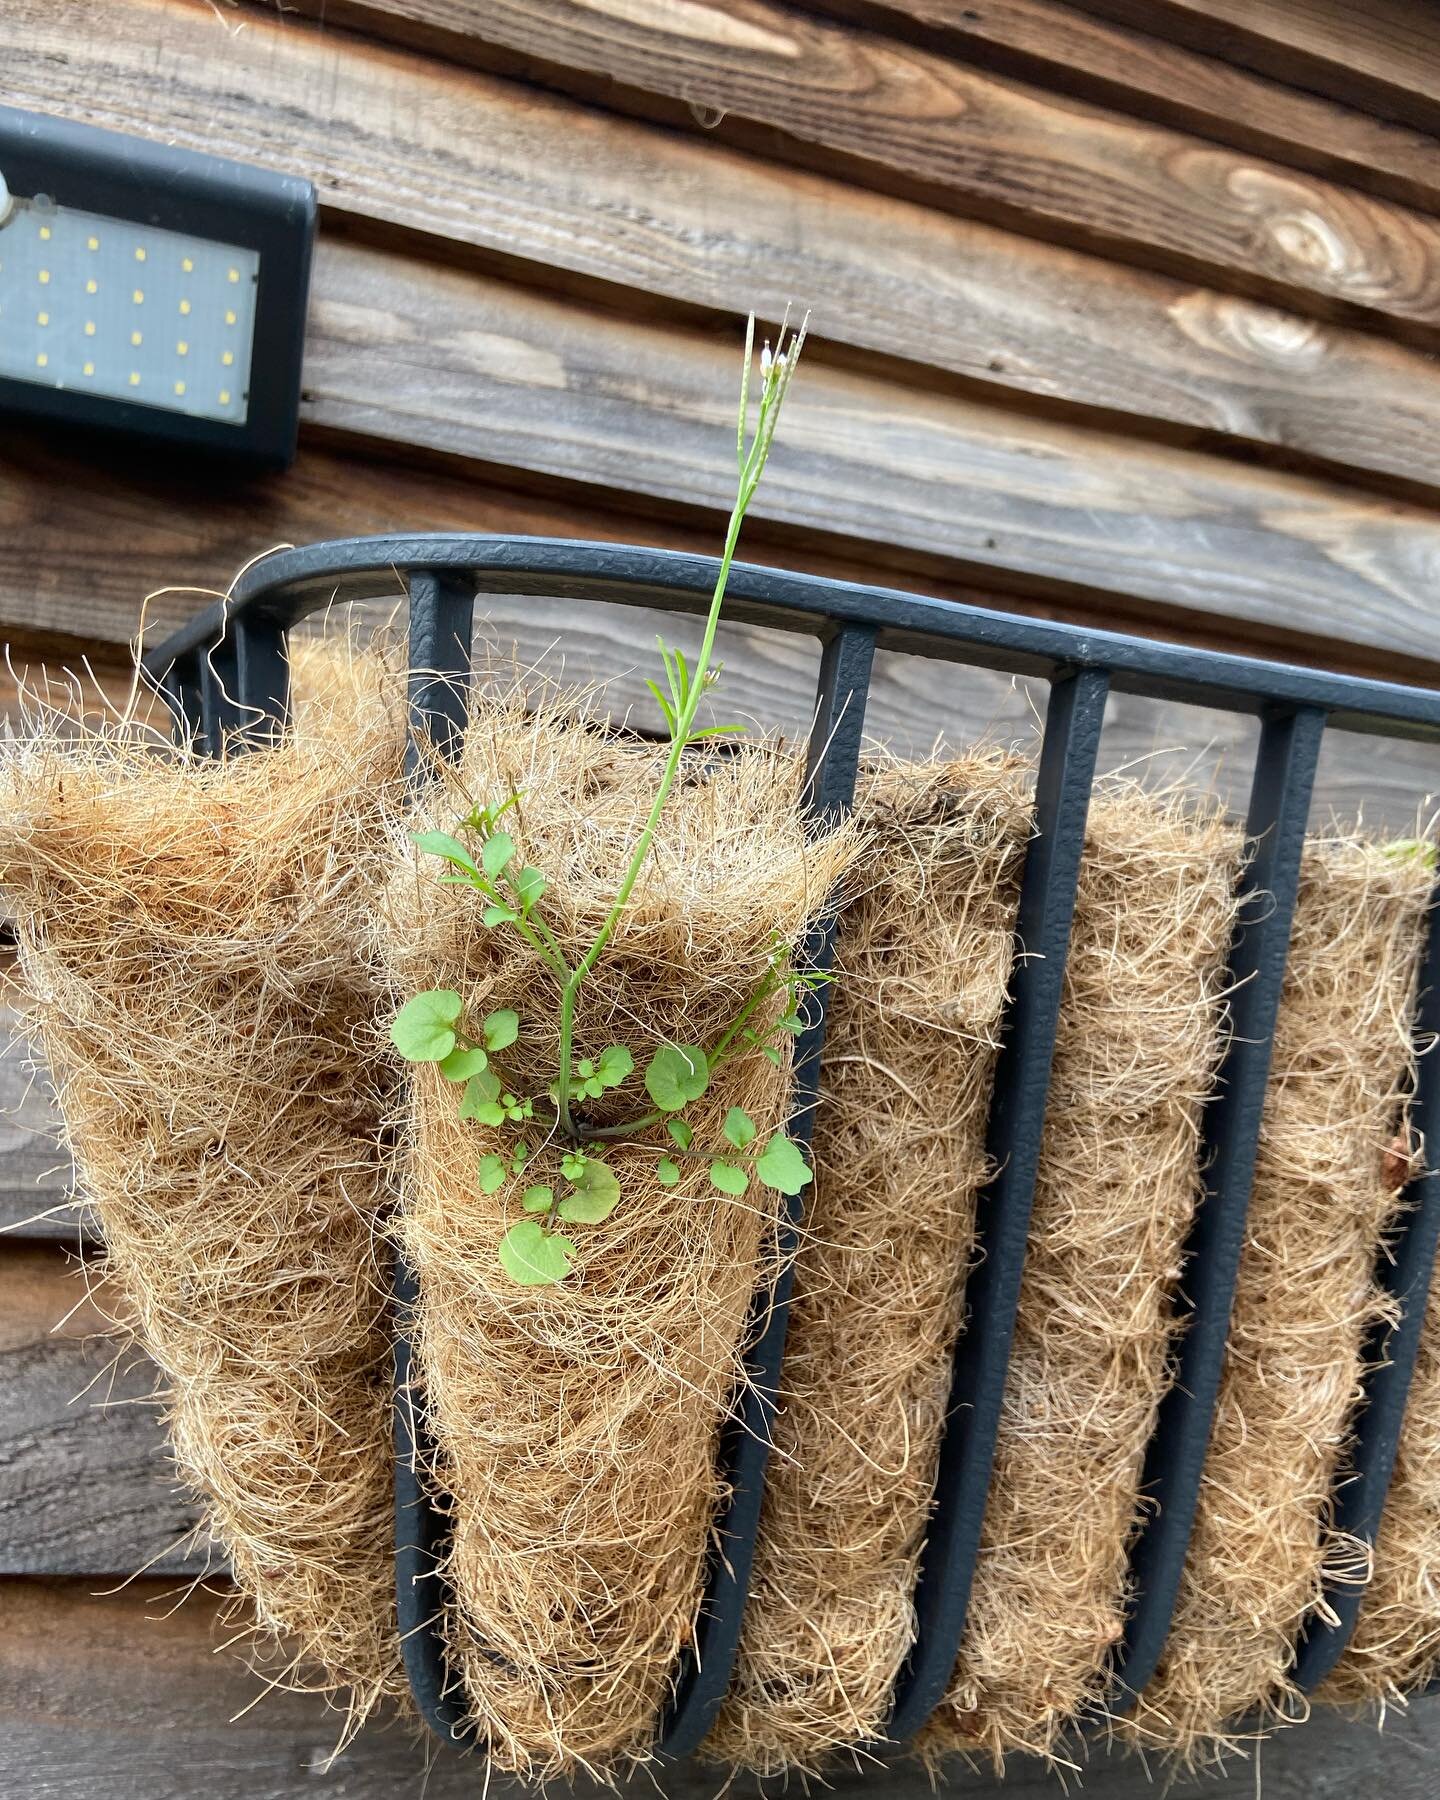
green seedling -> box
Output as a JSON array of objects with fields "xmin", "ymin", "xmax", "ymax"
[{"xmin": 390, "ymin": 316, "xmax": 820, "ymax": 1283}]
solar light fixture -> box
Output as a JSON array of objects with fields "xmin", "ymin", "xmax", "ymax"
[{"xmin": 0, "ymin": 106, "xmax": 315, "ymax": 469}]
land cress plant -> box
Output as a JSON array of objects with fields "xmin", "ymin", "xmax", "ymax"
[{"xmin": 391, "ymin": 316, "xmax": 819, "ymax": 1286}]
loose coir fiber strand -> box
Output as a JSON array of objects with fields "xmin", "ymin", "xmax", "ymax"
[
  {"xmin": 0, "ymin": 646, "xmax": 407, "ymax": 1735},
  {"xmin": 1124, "ymin": 839, "xmax": 1433, "ymax": 1761},
  {"xmin": 707, "ymin": 751, "xmax": 1031, "ymax": 1773},
  {"xmin": 377, "ymin": 693, "xmax": 860, "ymax": 1782},
  {"xmin": 922, "ymin": 785, "xmax": 1242, "ymax": 1771}
]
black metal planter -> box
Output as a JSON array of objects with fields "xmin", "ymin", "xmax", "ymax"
[{"xmin": 145, "ymin": 532, "xmax": 1440, "ymax": 1754}]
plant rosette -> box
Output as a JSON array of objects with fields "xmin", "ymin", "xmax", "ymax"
[{"xmin": 391, "ymin": 968, "xmax": 817, "ymax": 1289}]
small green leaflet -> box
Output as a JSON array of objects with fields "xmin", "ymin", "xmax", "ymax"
[
  {"xmin": 595, "ymin": 1045, "xmax": 634, "ymax": 1090},
  {"xmin": 666, "ymin": 1117, "xmax": 694, "ymax": 1151},
  {"xmin": 477, "ymin": 1153, "xmax": 508, "ymax": 1194},
  {"xmin": 513, "ymin": 865, "xmax": 547, "ymax": 910},
  {"xmin": 645, "ymin": 1043, "xmax": 709, "ymax": 1112},
  {"xmin": 558, "ymin": 1158, "xmax": 622, "ymax": 1224},
  {"xmin": 459, "ymin": 1068, "xmax": 504, "ymax": 1125},
  {"xmin": 438, "ymin": 1045, "xmax": 488, "ymax": 1082},
  {"xmin": 657, "ymin": 636, "xmax": 692, "ymax": 715},
  {"xmin": 709, "ymin": 1160, "xmax": 749, "ymax": 1196},
  {"xmin": 724, "ymin": 1107, "xmax": 756, "ymax": 1150},
  {"xmin": 686, "ymin": 723, "xmax": 747, "ymax": 741},
  {"xmin": 482, "ymin": 903, "xmax": 518, "ymax": 929},
  {"xmin": 756, "ymin": 1132, "xmax": 813, "ymax": 1197},
  {"xmin": 482, "ymin": 832, "xmax": 516, "ymax": 879},
  {"xmin": 465, "ymin": 793, "xmax": 519, "ymax": 834},
  {"xmin": 656, "ymin": 1158, "xmax": 680, "ymax": 1186},
  {"xmin": 390, "ymin": 989, "xmax": 463, "ymax": 1062},
  {"xmin": 483, "ymin": 1009, "xmax": 519, "ymax": 1052},
  {"xmin": 1382, "ymin": 838, "xmax": 1439, "ymax": 869},
  {"xmin": 521, "ymin": 1184, "xmax": 554, "ymax": 1213},
  {"xmin": 645, "ymin": 678, "xmax": 678, "ymax": 737},
  {"xmin": 412, "ymin": 830, "xmax": 482, "ymax": 880},
  {"xmin": 498, "ymin": 1218, "xmax": 575, "ymax": 1286}
]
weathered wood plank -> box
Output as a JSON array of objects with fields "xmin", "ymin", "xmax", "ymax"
[
  {"xmin": 264, "ymin": 0, "xmax": 1440, "ymax": 342},
  {"xmin": 809, "ymin": 0, "xmax": 1440, "ymax": 217},
  {"xmin": 4, "ymin": 1577, "xmax": 1440, "ymax": 1797},
  {"xmin": 0, "ymin": 424, "xmax": 1074, "ymax": 662},
  {"xmin": 302, "ymin": 237, "xmax": 1440, "ymax": 674},
  {"xmin": 0, "ymin": 991, "xmax": 80, "ymax": 1244},
  {"xmin": 18, "ymin": 252, "xmax": 1440, "ymax": 695},
  {"xmin": 0, "ymin": 1244, "xmax": 203, "ymax": 1576},
  {"xmin": 15, "ymin": 0, "xmax": 1440, "ymax": 503},
  {"xmin": 1071, "ymin": 0, "xmax": 1440, "ymax": 140}
]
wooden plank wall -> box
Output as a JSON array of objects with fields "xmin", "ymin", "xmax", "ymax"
[{"xmin": 6, "ymin": 1, "xmax": 1440, "ymax": 1792}]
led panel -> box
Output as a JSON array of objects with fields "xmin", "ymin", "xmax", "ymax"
[
  {"xmin": 0, "ymin": 201, "xmax": 260, "ymax": 423},
  {"xmin": 0, "ymin": 106, "xmax": 314, "ymax": 468}
]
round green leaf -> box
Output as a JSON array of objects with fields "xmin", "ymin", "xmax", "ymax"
[
  {"xmin": 390, "ymin": 990, "xmax": 463, "ymax": 1062},
  {"xmin": 477, "ymin": 1154, "xmax": 508, "ymax": 1194},
  {"xmin": 595, "ymin": 1045, "xmax": 634, "ymax": 1090},
  {"xmin": 498, "ymin": 1218, "xmax": 574, "ymax": 1286},
  {"xmin": 439, "ymin": 1045, "xmax": 488, "ymax": 1082},
  {"xmin": 521, "ymin": 1184, "xmax": 554, "ymax": 1213},
  {"xmin": 709, "ymin": 1160, "xmax": 749, "ymax": 1196},
  {"xmin": 514, "ymin": 865, "xmax": 547, "ymax": 909},
  {"xmin": 666, "ymin": 1117, "xmax": 694, "ymax": 1151},
  {"xmin": 756, "ymin": 1132, "xmax": 813, "ymax": 1197},
  {"xmin": 483, "ymin": 1009, "xmax": 520, "ymax": 1052},
  {"xmin": 558, "ymin": 1158, "xmax": 622, "ymax": 1224},
  {"xmin": 458, "ymin": 1068, "xmax": 501, "ymax": 1120},
  {"xmin": 656, "ymin": 1158, "xmax": 681, "ymax": 1186},
  {"xmin": 644, "ymin": 1043, "xmax": 710, "ymax": 1112}
]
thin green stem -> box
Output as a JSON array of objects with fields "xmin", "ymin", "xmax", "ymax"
[
  {"xmin": 555, "ymin": 475, "xmax": 753, "ymax": 1130},
  {"xmin": 508, "ymin": 911, "xmax": 569, "ymax": 981},
  {"xmin": 524, "ymin": 908, "xmax": 570, "ymax": 975},
  {"xmin": 579, "ymin": 1108, "xmax": 665, "ymax": 1142},
  {"xmin": 707, "ymin": 970, "xmax": 783, "ymax": 1068},
  {"xmin": 552, "ymin": 316, "xmax": 805, "ymax": 1140}
]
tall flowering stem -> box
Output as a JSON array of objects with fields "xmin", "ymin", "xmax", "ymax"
[{"xmin": 551, "ymin": 313, "xmax": 807, "ymax": 1136}]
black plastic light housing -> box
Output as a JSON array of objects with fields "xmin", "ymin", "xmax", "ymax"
[{"xmin": 0, "ymin": 105, "xmax": 314, "ymax": 470}]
